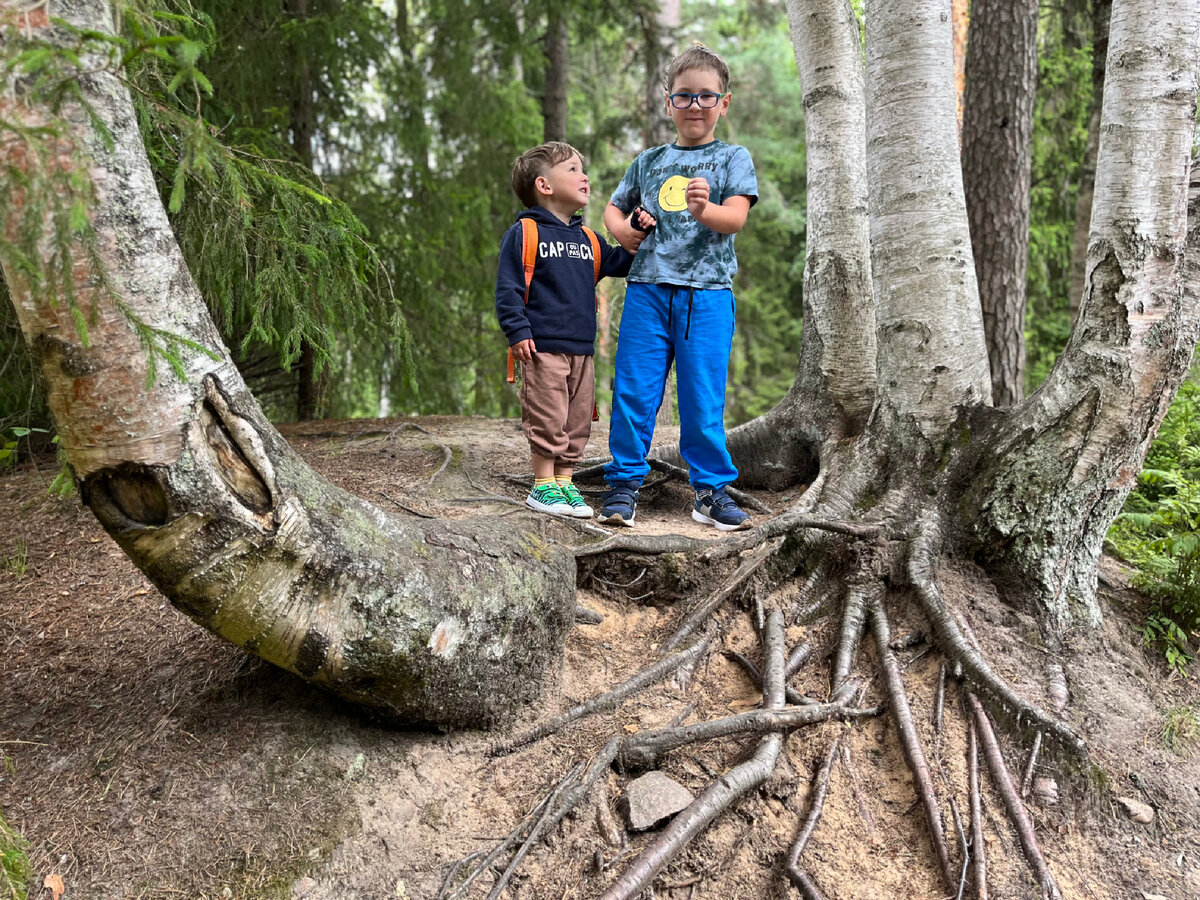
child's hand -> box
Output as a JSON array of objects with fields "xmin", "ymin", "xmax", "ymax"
[
  {"xmin": 686, "ymin": 177, "xmax": 711, "ymax": 220},
  {"xmin": 511, "ymin": 338, "xmax": 536, "ymax": 362},
  {"xmin": 631, "ymin": 206, "xmax": 657, "ymax": 233}
]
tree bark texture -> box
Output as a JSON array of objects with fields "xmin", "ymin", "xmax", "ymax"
[
  {"xmin": 865, "ymin": 0, "xmax": 993, "ymax": 441},
  {"xmin": 721, "ymin": 0, "xmax": 875, "ymax": 492},
  {"xmin": 961, "ymin": 0, "xmax": 1038, "ymax": 406},
  {"xmin": 542, "ymin": 6, "xmax": 569, "ymax": 143},
  {"xmin": 0, "ymin": 0, "xmax": 575, "ymax": 728},
  {"xmin": 784, "ymin": 0, "xmax": 876, "ymax": 434}
]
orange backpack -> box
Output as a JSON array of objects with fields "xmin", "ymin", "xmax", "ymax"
[{"xmin": 505, "ymin": 217, "xmax": 602, "ymax": 383}]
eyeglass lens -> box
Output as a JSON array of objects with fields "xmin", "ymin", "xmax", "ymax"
[{"xmin": 669, "ymin": 92, "xmax": 723, "ymax": 109}]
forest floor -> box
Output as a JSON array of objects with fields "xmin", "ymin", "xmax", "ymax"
[{"xmin": 1, "ymin": 415, "xmax": 1199, "ymax": 900}]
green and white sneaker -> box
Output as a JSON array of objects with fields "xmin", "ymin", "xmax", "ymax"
[
  {"xmin": 526, "ymin": 482, "xmax": 573, "ymax": 516},
  {"xmin": 557, "ymin": 482, "xmax": 594, "ymax": 519}
]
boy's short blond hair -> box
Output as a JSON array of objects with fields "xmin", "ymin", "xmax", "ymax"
[
  {"xmin": 665, "ymin": 44, "xmax": 730, "ymax": 93},
  {"xmin": 511, "ymin": 141, "xmax": 585, "ymax": 209}
]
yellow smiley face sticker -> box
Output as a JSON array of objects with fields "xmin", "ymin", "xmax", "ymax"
[{"xmin": 658, "ymin": 176, "xmax": 690, "ymax": 212}]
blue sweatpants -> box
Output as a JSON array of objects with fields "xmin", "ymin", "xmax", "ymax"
[{"xmin": 605, "ymin": 281, "xmax": 738, "ymax": 490}]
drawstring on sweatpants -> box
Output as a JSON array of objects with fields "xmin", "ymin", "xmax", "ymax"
[{"xmin": 668, "ymin": 286, "xmax": 697, "ymax": 341}]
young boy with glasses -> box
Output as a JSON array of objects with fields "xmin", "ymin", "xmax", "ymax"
[
  {"xmin": 497, "ymin": 142, "xmax": 654, "ymax": 517},
  {"xmin": 598, "ymin": 45, "xmax": 758, "ymax": 531}
]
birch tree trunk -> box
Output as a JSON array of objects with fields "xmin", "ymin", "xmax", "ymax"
[
  {"xmin": 1068, "ymin": 0, "xmax": 1113, "ymax": 319},
  {"xmin": 865, "ymin": 0, "xmax": 992, "ymax": 436},
  {"xmin": 0, "ymin": 0, "xmax": 575, "ymax": 728}
]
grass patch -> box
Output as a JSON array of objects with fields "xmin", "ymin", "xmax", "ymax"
[
  {"xmin": 1162, "ymin": 704, "xmax": 1199, "ymax": 753},
  {"xmin": 3, "ymin": 540, "xmax": 27, "ymax": 576},
  {"xmin": 0, "ymin": 805, "xmax": 31, "ymax": 900}
]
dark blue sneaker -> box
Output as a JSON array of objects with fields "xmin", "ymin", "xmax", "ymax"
[
  {"xmin": 598, "ymin": 480, "xmax": 640, "ymax": 527},
  {"xmin": 692, "ymin": 488, "xmax": 751, "ymax": 531}
]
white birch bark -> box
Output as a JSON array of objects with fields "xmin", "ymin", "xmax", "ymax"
[
  {"xmin": 0, "ymin": 0, "xmax": 575, "ymax": 726},
  {"xmin": 976, "ymin": 0, "xmax": 1200, "ymax": 625},
  {"xmin": 785, "ymin": 0, "xmax": 876, "ymax": 431},
  {"xmin": 865, "ymin": 0, "xmax": 992, "ymax": 437}
]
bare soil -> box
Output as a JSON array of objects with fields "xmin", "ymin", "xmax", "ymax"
[{"xmin": 1, "ymin": 416, "xmax": 1198, "ymax": 900}]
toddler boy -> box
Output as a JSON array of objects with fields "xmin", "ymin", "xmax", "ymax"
[{"xmin": 496, "ymin": 142, "xmax": 652, "ymax": 517}]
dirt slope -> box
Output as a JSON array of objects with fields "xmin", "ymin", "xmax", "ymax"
[{"xmin": 1, "ymin": 416, "xmax": 1197, "ymax": 900}]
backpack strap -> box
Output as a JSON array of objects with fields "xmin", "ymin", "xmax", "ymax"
[
  {"xmin": 506, "ymin": 221, "xmax": 603, "ymax": 399},
  {"xmin": 507, "ymin": 219, "xmax": 540, "ymax": 383},
  {"xmin": 582, "ymin": 225, "xmax": 601, "ymax": 284},
  {"xmin": 581, "ymin": 226, "xmax": 602, "ymax": 422}
]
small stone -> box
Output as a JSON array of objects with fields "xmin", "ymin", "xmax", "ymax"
[
  {"xmin": 1140, "ymin": 892, "xmax": 1169, "ymax": 900},
  {"xmin": 1117, "ymin": 796, "xmax": 1155, "ymax": 824},
  {"xmin": 292, "ymin": 878, "xmax": 318, "ymax": 898},
  {"xmin": 618, "ymin": 771, "xmax": 695, "ymax": 831},
  {"xmin": 1032, "ymin": 776, "xmax": 1059, "ymax": 806}
]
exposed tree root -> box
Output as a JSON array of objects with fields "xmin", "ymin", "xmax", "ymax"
[
  {"xmin": 870, "ymin": 591, "xmax": 957, "ymax": 890},
  {"xmin": 723, "ymin": 648, "xmax": 818, "ymax": 706},
  {"xmin": 598, "ymin": 610, "xmax": 788, "ymax": 899},
  {"xmin": 1022, "ymin": 731, "xmax": 1044, "ymax": 798},
  {"xmin": 618, "ymin": 701, "xmax": 875, "ymax": 771},
  {"xmin": 969, "ymin": 717, "xmax": 988, "ymax": 900},
  {"xmin": 438, "ymin": 741, "xmax": 622, "ymax": 900},
  {"xmin": 490, "ymin": 629, "xmax": 718, "ymax": 757},
  {"xmin": 967, "ymin": 692, "xmax": 1062, "ymax": 900},
  {"xmin": 662, "ymin": 538, "xmax": 782, "ymax": 651},
  {"xmin": 467, "ymin": 494, "xmax": 1088, "ymax": 898},
  {"xmin": 785, "ymin": 735, "xmax": 841, "ymax": 899},
  {"xmin": 908, "ymin": 520, "xmax": 1085, "ymax": 755}
]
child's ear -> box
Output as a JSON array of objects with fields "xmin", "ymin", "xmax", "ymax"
[{"xmin": 535, "ymin": 175, "xmax": 551, "ymax": 196}]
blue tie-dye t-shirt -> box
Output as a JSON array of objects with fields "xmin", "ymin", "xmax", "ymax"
[{"xmin": 610, "ymin": 140, "xmax": 757, "ymax": 291}]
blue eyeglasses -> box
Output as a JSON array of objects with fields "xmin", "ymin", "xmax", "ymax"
[{"xmin": 667, "ymin": 91, "xmax": 727, "ymax": 109}]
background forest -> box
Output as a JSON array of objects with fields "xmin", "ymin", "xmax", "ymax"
[{"xmin": 0, "ymin": 0, "xmax": 1196, "ymax": 669}]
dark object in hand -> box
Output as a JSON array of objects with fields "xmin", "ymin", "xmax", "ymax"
[{"xmin": 630, "ymin": 206, "xmax": 655, "ymax": 232}]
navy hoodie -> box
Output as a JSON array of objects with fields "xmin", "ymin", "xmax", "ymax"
[{"xmin": 495, "ymin": 207, "xmax": 634, "ymax": 356}]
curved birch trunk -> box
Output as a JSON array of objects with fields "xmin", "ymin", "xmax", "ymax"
[
  {"xmin": 0, "ymin": 0, "xmax": 575, "ymax": 728},
  {"xmin": 971, "ymin": 0, "xmax": 1200, "ymax": 626}
]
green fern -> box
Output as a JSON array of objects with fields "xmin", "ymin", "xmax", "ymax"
[{"xmin": 1109, "ymin": 378, "xmax": 1200, "ymax": 672}]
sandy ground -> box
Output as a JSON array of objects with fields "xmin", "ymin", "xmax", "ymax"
[{"xmin": 1, "ymin": 415, "xmax": 1198, "ymax": 900}]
